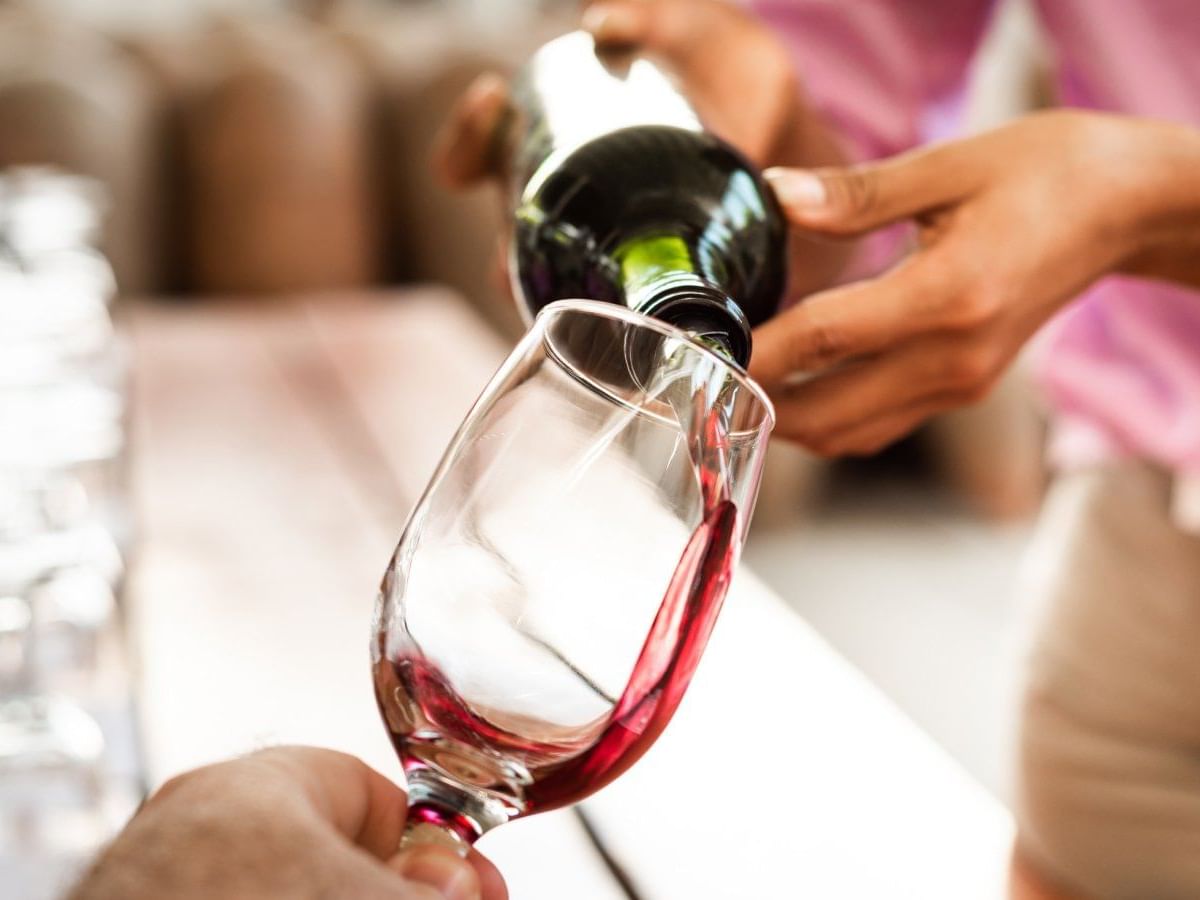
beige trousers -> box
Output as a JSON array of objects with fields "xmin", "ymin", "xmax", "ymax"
[{"xmin": 1016, "ymin": 462, "xmax": 1200, "ymax": 899}]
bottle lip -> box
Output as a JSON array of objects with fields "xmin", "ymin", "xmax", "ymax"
[
  {"xmin": 638, "ymin": 277, "xmax": 753, "ymax": 368},
  {"xmin": 534, "ymin": 297, "xmax": 774, "ymax": 429}
]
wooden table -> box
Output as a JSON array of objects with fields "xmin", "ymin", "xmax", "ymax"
[{"xmin": 127, "ymin": 289, "xmax": 1013, "ymax": 899}]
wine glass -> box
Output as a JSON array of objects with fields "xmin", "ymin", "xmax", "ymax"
[{"xmin": 372, "ymin": 299, "xmax": 773, "ymax": 852}]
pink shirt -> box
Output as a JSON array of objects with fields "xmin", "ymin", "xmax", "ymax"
[{"xmin": 754, "ymin": 0, "xmax": 1200, "ymax": 522}]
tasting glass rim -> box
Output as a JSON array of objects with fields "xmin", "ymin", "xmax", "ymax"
[{"xmin": 535, "ymin": 298, "xmax": 776, "ymax": 433}]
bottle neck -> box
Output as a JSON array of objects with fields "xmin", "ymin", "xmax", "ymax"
[{"xmin": 615, "ymin": 234, "xmax": 752, "ymax": 366}]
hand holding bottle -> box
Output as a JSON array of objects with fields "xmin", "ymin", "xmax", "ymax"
[
  {"xmin": 434, "ymin": 1, "xmax": 854, "ymax": 305},
  {"xmin": 436, "ymin": 0, "xmax": 842, "ymax": 188},
  {"xmin": 752, "ymin": 111, "xmax": 1200, "ymax": 456}
]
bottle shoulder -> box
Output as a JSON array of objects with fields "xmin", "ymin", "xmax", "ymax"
[
  {"xmin": 523, "ymin": 125, "xmax": 750, "ymax": 203},
  {"xmin": 513, "ymin": 125, "xmax": 787, "ymax": 329},
  {"xmin": 519, "ymin": 125, "xmax": 778, "ymax": 246}
]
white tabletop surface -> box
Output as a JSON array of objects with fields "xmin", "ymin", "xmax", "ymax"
[{"xmin": 126, "ymin": 292, "xmax": 1013, "ymax": 899}]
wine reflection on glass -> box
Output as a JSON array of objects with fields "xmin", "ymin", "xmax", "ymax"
[{"xmin": 372, "ymin": 300, "xmax": 773, "ymax": 852}]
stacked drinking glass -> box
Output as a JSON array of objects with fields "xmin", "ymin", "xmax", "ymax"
[{"xmin": 0, "ymin": 168, "xmax": 141, "ymax": 898}]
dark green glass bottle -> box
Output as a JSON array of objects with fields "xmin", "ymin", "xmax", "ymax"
[{"xmin": 507, "ymin": 31, "xmax": 787, "ymax": 367}]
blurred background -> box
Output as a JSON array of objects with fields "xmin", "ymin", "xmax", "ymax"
[{"xmin": 0, "ymin": 0, "xmax": 1049, "ymax": 896}]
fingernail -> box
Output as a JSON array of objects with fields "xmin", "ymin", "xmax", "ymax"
[
  {"xmin": 765, "ymin": 168, "xmax": 828, "ymax": 209},
  {"xmin": 395, "ymin": 849, "xmax": 479, "ymax": 900},
  {"xmin": 582, "ymin": 4, "xmax": 638, "ymax": 41}
]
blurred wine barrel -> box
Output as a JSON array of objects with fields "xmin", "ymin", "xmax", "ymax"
[
  {"xmin": 180, "ymin": 14, "xmax": 379, "ymax": 295},
  {"xmin": 327, "ymin": 4, "xmax": 571, "ymax": 338},
  {"xmin": 113, "ymin": 28, "xmax": 214, "ymax": 295},
  {"xmin": 0, "ymin": 4, "xmax": 159, "ymax": 294}
]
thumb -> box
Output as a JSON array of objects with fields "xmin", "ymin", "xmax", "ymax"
[
  {"xmin": 432, "ymin": 73, "xmax": 512, "ymax": 189},
  {"xmin": 765, "ymin": 145, "xmax": 973, "ymax": 236},
  {"xmin": 390, "ymin": 846, "xmax": 482, "ymax": 900}
]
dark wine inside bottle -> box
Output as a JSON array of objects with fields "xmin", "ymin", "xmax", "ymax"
[
  {"xmin": 512, "ymin": 11, "xmax": 792, "ymax": 349},
  {"xmin": 513, "ymin": 123, "xmax": 785, "ymax": 366}
]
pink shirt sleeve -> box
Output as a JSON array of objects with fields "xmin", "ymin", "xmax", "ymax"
[
  {"xmin": 752, "ymin": 0, "xmax": 1200, "ymax": 499},
  {"xmin": 749, "ymin": 0, "xmax": 997, "ymax": 161},
  {"xmin": 747, "ymin": 0, "xmax": 995, "ymax": 286}
]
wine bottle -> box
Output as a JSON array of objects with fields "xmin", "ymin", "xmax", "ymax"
[{"xmin": 506, "ymin": 31, "xmax": 787, "ymax": 367}]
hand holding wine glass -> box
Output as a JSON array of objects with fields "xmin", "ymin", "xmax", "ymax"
[{"xmin": 69, "ymin": 747, "xmax": 507, "ymax": 900}]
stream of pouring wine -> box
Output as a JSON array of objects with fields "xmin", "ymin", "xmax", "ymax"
[{"xmin": 518, "ymin": 351, "xmax": 741, "ymax": 809}]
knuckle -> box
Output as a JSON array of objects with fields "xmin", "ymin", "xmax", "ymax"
[
  {"xmin": 841, "ymin": 438, "xmax": 876, "ymax": 458},
  {"xmin": 782, "ymin": 424, "xmax": 825, "ymax": 455},
  {"xmin": 856, "ymin": 430, "xmax": 901, "ymax": 457},
  {"xmin": 150, "ymin": 762, "xmax": 226, "ymax": 804},
  {"xmin": 155, "ymin": 771, "xmax": 191, "ymax": 798},
  {"xmin": 959, "ymin": 377, "xmax": 997, "ymax": 405},
  {"xmin": 944, "ymin": 348, "xmax": 995, "ymax": 391},
  {"xmin": 831, "ymin": 168, "xmax": 878, "ymax": 221},
  {"xmin": 803, "ymin": 431, "xmax": 844, "ymax": 459},
  {"xmin": 797, "ymin": 316, "xmax": 847, "ymax": 370},
  {"xmin": 947, "ymin": 287, "xmax": 1000, "ymax": 330}
]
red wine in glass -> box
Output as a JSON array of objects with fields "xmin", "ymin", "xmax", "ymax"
[
  {"xmin": 374, "ymin": 397, "xmax": 739, "ymax": 842},
  {"xmin": 370, "ymin": 299, "xmax": 772, "ymax": 852}
]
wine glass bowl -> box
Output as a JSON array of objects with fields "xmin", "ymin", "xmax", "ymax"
[{"xmin": 372, "ymin": 300, "xmax": 772, "ymax": 848}]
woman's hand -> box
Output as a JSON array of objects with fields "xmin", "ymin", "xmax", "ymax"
[
  {"xmin": 751, "ymin": 110, "xmax": 1200, "ymax": 455},
  {"xmin": 69, "ymin": 747, "xmax": 507, "ymax": 900},
  {"xmin": 434, "ymin": 0, "xmax": 852, "ymax": 299},
  {"xmin": 436, "ymin": 0, "xmax": 840, "ymax": 186}
]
